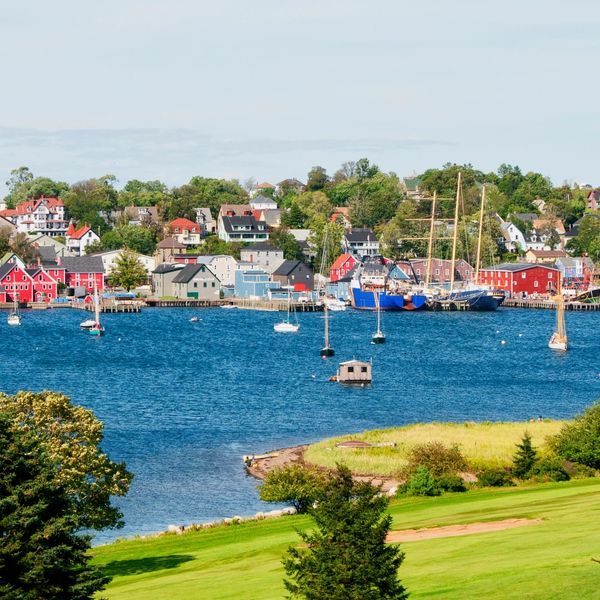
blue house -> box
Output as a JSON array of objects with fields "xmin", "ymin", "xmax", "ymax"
[{"xmin": 234, "ymin": 268, "xmax": 278, "ymax": 298}]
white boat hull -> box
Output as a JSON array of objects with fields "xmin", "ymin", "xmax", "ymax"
[
  {"xmin": 549, "ymin": 333, "xmax": 568, "ymax": 351},
  {"xmin": 274, "ymin": 322, "xmax": 299, "ymax": 333},
  {"xmin": 7, "ymin": 315, "xmax": 21, "ymax": 326}
]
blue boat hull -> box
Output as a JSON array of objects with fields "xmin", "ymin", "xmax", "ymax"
[
  {"xmin": 443, "ymin": 290, "xmax": 505, "ymax": 311},
  {"xmin": 351, "ymin": 287, "xmax": 428, "ymax": 311}
]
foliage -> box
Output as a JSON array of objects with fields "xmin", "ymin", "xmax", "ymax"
[
  {"xmin": 110, "ymin": 249, "xmax": 148, "ymax": 291},
  {"xmin": 259, "ymin": 464, "xmax": 327, "ymax": 514},
  {"xmin": 0, "ymin": 391, "xmax": 133, "ymax": 530},
  {"xmin": 348, "ymin": 172, "xmax": 404, "ymax": 229},
  {"xmin": 436, "ymin": 474, "xmax": 468, "ymax": 492},
  {"xmin": 401, "ymin": 466, "xmax": 441, "ymax": 497},
  {"xmin": 3, "ymin": 166, "xmax": 70, "ymax": 208},
  {"xmin": 117, "ymin": 179, "xmax": 170, "ymax": 207},
  {"xmin": 550, "ymin": 400, "xmax": 600, "ymax": 469},
  {"xmin": 529, "ymin": 458, "xmax": 570, "ymax": 482},
  {"xmin": 268, "ymin": 227, "xmax": 304, "ymax": 260},
  {"xmin": 95, "ymin": 224, "xmax": 158, "ymax": 255},
  {"xmin": 197, "ymin": 234, "xmax": 244, "ymax": 259},
  {"xmin": 280, "ymin": 202, "xmax": 307, "ymax": 228},
  {"xmin": 512, "ymin": 432, "xmax": 538, "ymax": 478},
  {"xmin": 306, "ymin": 166, "xmax": 328, "ymax": 191},
  {"xmin": 308, "ymin": 217, "xmax": 344, "ymax": 273},
  {"xmin": 9, "ymin": 232, "xmax": 39, "ymax": 264},
  {"xmin": 62, "ymin": 175, "xmax": 118, "ymax": 232},
  {"xmin": 405, "ymin": 441, "xmax": 467, "ymax": 478},
  {"xmin": 566, "ymin": 215, "xmax": 600, "ymax": 259},
  {"xmin": 0, "ymin": 412, "xmax": 109, "ymax": 599},
  {"xmin": 0, "ymin": 229, "xmax": 11, "ymax": 256},
  {"xmin": 284, "ymin": 464, "xmax": 407, "ymax": 599},
  {"xmin": 476, "ymin": 467, "xmax": 514, "ymax": 487}
]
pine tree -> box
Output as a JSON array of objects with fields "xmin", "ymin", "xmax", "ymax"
[
  {"xmin": 0, "ymin": 413, "xmax": 110, "ymax": 599},
  {"xmin": 513, "ymin": 432, "xmax": 538, "ymax": 478},
  {"xmin": 283, "ymin": 464, "xmax": 408, "ymax": 600}
]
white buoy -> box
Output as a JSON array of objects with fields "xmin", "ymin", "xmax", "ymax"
[
  {"xmin": 496, "ymin": 330, "xmax": 500, "ymax": 334},
  {"xmin": 501, "ymin": 339, "xmax": 507, "ymax": 345}
]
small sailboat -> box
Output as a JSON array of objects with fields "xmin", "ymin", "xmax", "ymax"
[
  {"xmin": 274, "ymin": 287, "xmax": 299, "ymax": 333},
  {"xmin": 89, "ymin": 284, "xmax": 105, "ymax": 337},
  {"xmin": 7, "ymin": 296, "xmax": 22, "ymax": 326},
  {"xmin": 319, "ymin": 223, "xmax": 334, "ymax": 356},
  {"xmin": 371, "ymin": 291, "xmax": 385, "ymax": 344},
  {"xmin": 549, "ymin": 278, "xmax": 567, "ymax": 351},
  {"xmin": 320, "ymin": 298, "xmax": 334, "ymax": 357}
]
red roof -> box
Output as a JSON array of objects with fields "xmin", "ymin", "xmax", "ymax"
[
  {"xmin": 67, "ymin": 224, "xmax": 93, "ymax": 240},
  {"xmin": 169, "ymin": 218, "xmax": 200, "ymax": 233},
  {"xmin": 256, "ymin": 181, "xmax": 274, "ymax": 189},
  {"xmin": 331, "ymin": 253, "xmax": 354, "ymax": 272},
  {"xmin": 9, "ymin": 197, "xmax": 65, "ymax": 216}
]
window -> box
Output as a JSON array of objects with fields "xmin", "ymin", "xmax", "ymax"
[
  {"xmin": 361, "ymin": 366, "xmax": 368, "ymax": 373},
  {"xmin": 548, "ymin": 272, "xmax": 552, "ymax": 279},
  {"xmin": 347, "ymin": 366, "xmax": 354, "ymax": 373},
  {"xmin": 211, "ymin": 282, "xmax": 215, "ymax": 287},
  {"xmin": 534, "ymin": 280, "xmax": 539, "ymax": 288},
  {"xmin": 522, "ymin": 272, "xmax": 526, "ymax": 278},
  {"xmin": 203, "ymin": 282, "xmax": 207, "ymax": 288},
  {"xmin": 193, "ymin": 282, "xmax": 198, "ymax": 288}
]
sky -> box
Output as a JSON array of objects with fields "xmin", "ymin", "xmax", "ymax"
[{"xmin": 1, "ymin": 0, "xmax": 599, "ymax": 190}]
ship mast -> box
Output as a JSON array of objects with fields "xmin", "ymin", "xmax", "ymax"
[
  {"xmin": 556, "ymin": 274, "xmax": 566, "ymax": 340},
  {"xmin": 449, "ymin": 172, "xmax": 462, "ymax": 292},
  {"xmin": 425, "ymin": 191, "xmax": 437, "ymax": 288},
  {"xmin": 474, "ymin": 184, "xmax": 486, "ymax": 283}
]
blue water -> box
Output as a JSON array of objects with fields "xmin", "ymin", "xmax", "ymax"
[{"xmin": 0, "ymin": 307, "xmax": 598, "ymax": 543}]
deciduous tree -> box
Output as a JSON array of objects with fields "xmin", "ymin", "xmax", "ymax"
[{"xmin": 110, "ymin": 249, "xmax": 148, "ymax": 291}]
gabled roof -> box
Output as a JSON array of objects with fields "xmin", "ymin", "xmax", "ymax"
[
  {"xmin": 60, "ymin": 256, "xmax": 104, "ymax": 274},
  {"xmin": 221, "ymin": 215, "xmax": 266, "ymax": 233},
  {"xmin": 37, "ymin": 246, "xmax": 57, "ymax": 262},
  {"xmin": 172, "ymin": 263, "xmax": 217, "ymax": 284},
  {"xmin": 219, "ymin": 204, "xmax": 253, "ymax": 217},
  {"xmin": 153, "ymin": 263, "xmax": 185, "ymax": 274},
  {"xmin": 0, "ymin": 262, "xmax": 17, "ymax": 279},
  {"xmin": 67, "ymin": 224, "xmax": 95, "ymax": 240},
  {"xmin": 157, "ymin": 237, "xmax": 186, "ymax": 249},
  {"xmin": 255, "ymin": 181, "xmax": 275, "ymax": 189},
  {"xmin": 273, "ymin": 260, "xmax": 310, "ymax": 276},
  {"xmin": 331, "ymin": 253, "xmax": 354, "ymax": 271},
  {"xmin": 482, "ymin": 262, "xmax": 558, "ymax": 273},
  {"xmin": 250, "ymin": 194, "xmax": 277, "ymax": 205},
  {"xmin": 241, "ymin": 242, "xmax": 282, "ymax": 253},
  {"xmin": 526, "ymin": 249, "xmax": 567, "ymax": 258},
  {"xmin": 345, "ymin": 228, "xmax": 378, "ymax": 243},
  {"xmin": 0, "ymin": 197, "xmax": 64, "ymax": 218},
  {"xmin": 169, "ymin": 218, "xmax": 200, "ymax": 232},
  {"xmin": 511, "ymin": 212, "xmax": 539, "ymax": 222}
]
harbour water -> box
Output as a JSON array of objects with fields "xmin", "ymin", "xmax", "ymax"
[{"xmin": 1, "ymin": 307, "xmax": 598, "ymax": 543}]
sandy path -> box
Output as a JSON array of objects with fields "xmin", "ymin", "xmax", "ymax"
[{"xmin": 386, "ymin": 518, "xmax": 543, "ymax": 542}]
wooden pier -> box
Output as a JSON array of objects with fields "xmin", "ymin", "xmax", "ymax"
[
  {"xmin": 71, "ymin": 301, "xmax": 143, "ymax": 313},
  {"xmin": 145, "ymin": 299, "xmax": 224, "ymax": 308},
  {"xmin": 502, "ymin": 298, "xmax": 600, "ymax": 311},
  {"xmin": 229, "ymin": 298, "xmax": 323, "ymax": 312}
]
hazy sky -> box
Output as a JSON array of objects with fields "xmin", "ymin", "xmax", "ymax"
[{"xmin": 1, "ymin": 0, "xmax": 598, "ymax": 189}]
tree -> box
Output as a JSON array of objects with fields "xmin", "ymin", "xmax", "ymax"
[
  {"xmin": 283, "ymin": 464, "xmax": 407, "ymax": 600},
  {"xmin": 512, "ymin": 432, "xmax": 537, "ymax": 478},
  {"xmin": 309, "ymin": 217, "xmax": 344, "ymax": 273},
  {"xmin": 9, "ymin": 232, "xmax": 39, "ymax": 264},
  {"xmin": 117, "ymin": 179, "xmax": 170, "ymax": 208},
  {"xmin": 0, "ymin": 228, "xmax": 11, "ymax": 256},
  {"xmin": 259, "ymin": 464, "xmax": 327, "ymax": 513},
  {"xmin": 306, "ymin": 166, "xmax": 329, "ymax": 191},
  {"xmin": 0, "ymin": 391, "xmax": 133, "ymax": 530},
  {"xmin": 281, "ymin": 202, "xmax": 307, "ymax": 229},
  {"xmin": 110, "ymin": 249, "xmax": 148, "ymax": 291},
  {"xmin": 349, "ymin": 172, "xmax": 404, "ymax": 228},
  {"xmin": 550, "ymin": 399, "xmax": 600, "ymax": 469},
  {"xmin": 0, "ymin": 412, "xmax": 109, "ymax": 599},
  {"xmin": 62, "ymin": 175, "xmax": 118, "ymax": 231},
  {"xmin": 3, "ymin": 167, "xmax": 70, "ymax": 209},
  {"xmin": 95, "ymin": 224, "xmax": 158, "ymax": 255},
  {"xmin": 269, "ymin": 227, "xmax": 304, "ymax": 261}
]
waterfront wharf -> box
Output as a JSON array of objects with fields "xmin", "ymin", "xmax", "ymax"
[
  {"xmin": 503, "ymin": 298, "xmax": 600, "ymax": 311},
  {"xmin": 71, "ymin": 301, "xmax": 143, "ymax": 313},
  {"xmin": 145, "ymin": 299, "xmax": 224, "ymax": 308},
  {"xmin": 229, "ymin": 297, "xmax": 323, "ymax": 312}
]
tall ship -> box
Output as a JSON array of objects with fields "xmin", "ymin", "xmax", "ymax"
[{"xmin": 350, "ymin": 258, "xmax": 428, "ymax": 311}]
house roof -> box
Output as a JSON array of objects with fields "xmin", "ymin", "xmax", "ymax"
[
  {"xmin": 125, "ymin": 205, "xmax": 159, "ymax": 221},
  {"xmin": 255, "ymin": 181, "xmax": 275, "ymax": 189},
  {"xmin": 345, "ymin": 228, "xmax": 378, "ymax": 243},
  {"xmin": 331, "ymin": 253, "xmax": 354, "ymax": 271},
  {"xmin": 250, "ymin": 194, "xmax": 277, "ymax": 206},
  {"xmin": 169, "ymin": 218, "xmax": 200, "ymax": 232},
  {"xmin": 220, "ymin": 215, "xmax": 266, "ymax": 233},
  {"xmin": 171, "ymin": 263, "xmax": 217, "ymax": 284},
  {"xmin": 153, "ymin": 263, "xmax": 185, "ymax": 274},
  {"xmin": 60, "ymin": 256, "xmax": 104, "ymax": 274},
  {"xmin": 157, "ymin": 237, "xmax": 186, "ymax": 249},
  {"xmin": 403, "ymin": 177, "xmax": 421, "ymax": 192},
  {"xmin": 241, "ymin": 242, "xmax": 282, "ymax": 253},
  {"xmin": 273, "ymin": 260, "xmax": 310, "ymax": 276},
  {"xmin": 66, "ymin": 223, "xmax": 95, "ymax": 240},
  {"xmin": 276, "ymin": 178, "xmax": 305, "ymax": 189},
  {"xmin": 195, "ymin": 208, "xmax": 214, "ymax": 223},
  {"xmin": 219, "ymin": 204, "xmax": 253, "ymax": 217},
  {"xmin": 0, "ymin": 197, "xmax": 64, "ymax": 219},
  {"xmin": 512, "ymin": 212, "xmax": 539, "ymax": 222},
  {"xmin": 0, "ymin": 262, "xmax": 17, "ymax": 279},
  {"xmin": 482, "ymin": 262, "xmax": 558, "ymax": 273},
  {"xmin": 526, "ymin": 249, "xmax": 567, "ymax": 258},
  {"xmin": 37, "ymin": 246, "xmax": 57, "ymax": 262}
]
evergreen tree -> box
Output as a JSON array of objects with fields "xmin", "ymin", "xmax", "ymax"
[
  {"xmin": 0, "ymin": 413, "xmax": 109, "ymax": 599},
  {"xmin": 110, "ymin": 249, "xmax": 148, "ymax": 291},
  {"xmin": 512, "ymin": 432, "xmax": 538, "ymax": 478},
  {"xmin": 283, "ymin": 464, "xmax": 408, "ymax": 600}
]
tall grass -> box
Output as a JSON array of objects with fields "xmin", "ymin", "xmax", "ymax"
[{"xmin": 304, "ymin": 421, "xmax": 565, "ymax": 476}]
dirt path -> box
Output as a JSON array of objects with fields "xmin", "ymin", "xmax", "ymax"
[{"xmin": 386, "ymin": 518, "xmax": 543, "ymax": 542}]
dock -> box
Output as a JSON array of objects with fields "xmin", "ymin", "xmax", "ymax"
[
  {"xmin": 502, "ymin": 298, "xmax": 600, "ymax": 311},
  {"xmin": 228, "ymin": 298, "xmax": 323, "ymax": 312},
  {"xmin": 145, "ymin": 299, "xmax": 224, "ymax": 308},
  {"xmin": 71, "ymin": 301, "xmax": 143, "ymax": 313}
]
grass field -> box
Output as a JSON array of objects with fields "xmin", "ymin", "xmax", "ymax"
[
  {"xmin": 93, "ymin": 478, "xmax": 600, "ymax": 599},
  {"xmin": 303, "ymin": 420, "xmax": 565, "ymax": 476}
]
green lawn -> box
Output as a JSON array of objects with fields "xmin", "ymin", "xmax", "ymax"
[
  {"xmin": 304, "ymin": 420, "xmax": 565, "ymax": 475},
  {"xmin": 93, "ymin": 478, "xmax": 600, "ymax": 599}
]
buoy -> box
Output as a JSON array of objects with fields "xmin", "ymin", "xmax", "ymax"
[
  {"xmin": 496, "ymin": 330, "xmax": 500, "ymax": 334},
  {"xmin": 501, "ymin": 340, "xmax": 507, "ymax": 345},
  {"xmin": 518, "ymin": 333, "xmax": 523, "ymax": 337}
]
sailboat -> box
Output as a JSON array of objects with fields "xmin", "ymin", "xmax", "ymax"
[
  {"xmin": 371, "ymin": 291, "xmax": 385, "ymax": 344},
  {"xmin": 274, "ymin": 287, "xmax": 299, "ymax": 333},
  {"xmin": 89, "ymin": 284, "xmax": 105, "ymax": 336},
  {"xmin": 549, "ymin": 278, "xmax": 568, "ymax": 351},
  {"xmin": 7, "ymin": 296, "xmax": 21, "ymax": 326},
  {"xmin": 319, "ymin": 224, "xmax": 334, "ymax": 356}
]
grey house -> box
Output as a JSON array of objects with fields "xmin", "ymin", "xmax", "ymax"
[
  {"xmin": 172, "ymin": 263, "xmax": 221, "ymax": 300},
  {"xmin": 152, "ymin": 263, "xmax": 185, "ymax": 298},
  {"xmin": 272, "ymin": 260, "xmax": 314, "ymax": 291}
]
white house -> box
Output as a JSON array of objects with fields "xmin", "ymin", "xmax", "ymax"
[
  {"xmin": 218, "ymin": 215, "xmax": 269, "ymax": 243},
  {"xmin": 249, "ymin": 195, "xmax": 278, "ymax": 211},
  {"xmin": 196, "ymin": 254, "xmax": 238, "ymax": 286},
  {"xmin": 89, "ymin": 249, "xmax": 156, "ymax": 277},
  {"xmin": 195, "ymin": 208, "xmax": 216, "ymax": 234},
  {"xmin": 65, "ymin": 223, "xmax": 100, "ymax": 256},
  {"xmin": 0, "ymin": 197, "xmax": 68, "ymax": 237},
  {"xmin": 169, "ymin": 218, "xmax": 202, "ymax": 246},
  {"xmin": 500, "ymin": 222, "xmax": 528, "ymax": 253},
  {"xmin": 343, "ymin": 228, "xmax": 380, "ymax": 258}
]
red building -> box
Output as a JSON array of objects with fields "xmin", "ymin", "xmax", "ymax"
[
  {"xmin": 478, "ymin": 263, "xmax": 560, "ymax": 297},
  {"xmin": 0, "ymin": 261, "xmax": 35, "ymax": 302},
  {"xmin": 61, "ymin": 256, "xmax": 105, "ymax": 294},
  {"xmin": 26, "ymin": 267, "xmax": 59, "ymax": 302},
  {"xmin": 0, "ymin": 285, "xmax": 6, "ymax": 303},
  {"xmin": 330, "ymin": 253, "xmax": 357, "ymax": 283}
]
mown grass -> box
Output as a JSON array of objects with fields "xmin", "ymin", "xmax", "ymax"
[
  {"xmin": 93, "ymin": 478, "xmax": 600, "ymax": 599},
  {"xmin": 304, "ymin": 420, "xmax": 565, "ymax": 476}
]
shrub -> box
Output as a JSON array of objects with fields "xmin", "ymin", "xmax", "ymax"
[
  {"xmin": 405, "ymin": 441, "xmax": 467, "ymax": 478},
  {"xmin": 436, "ymin": 474, "xmax": 467, "ymax": 493},
  {"xmin": 512, "ymin": 432, "xmax": 537, "ymax": 478},
  {"xmin": 259, "ymin": 464, "xmax": 327, "ymax": 513},
  {"xmin": 476, "ymin": 467, "xmax": 514, "ymax": 487},
  {"xmin": 529, "ymin": 458, "xmax": 570, "ymax": 482},
  {"xmin": 401, "ymin": 466, "xmax": 441, "ymax": 497},
  {"xmin": 550, "ymin": 400, "xmax": 600, "ymax": 469}
]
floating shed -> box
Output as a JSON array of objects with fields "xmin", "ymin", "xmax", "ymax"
[{"xmin": 334, "ymin": 360, "xmax": 372, "ymax": 384}]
